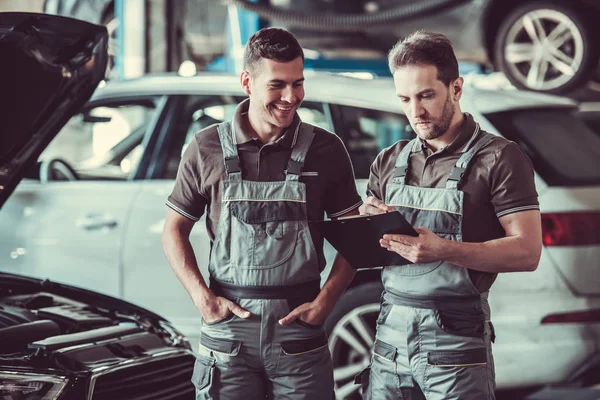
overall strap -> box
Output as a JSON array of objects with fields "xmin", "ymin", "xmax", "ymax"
[
  {"xmin": 217, "ymin": 122, "xmax": 242, "ymax": 181},
  {"xmin": 446, "ymin": 127, "xmax": 496, "ymax": 189},
  {"xmin": 285, "ymin": 122, "xmax": 315, "ymax": 182},
  {"xmin": 391, "ymin": 139, "xmax": 418, "ymax": 184}
]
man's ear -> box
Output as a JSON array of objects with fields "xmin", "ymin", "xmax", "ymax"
[
  {"xmin": 452, "ymin": 77, "xmax": 464, "ymax": 101},
  {"xmin": 240, "ymin": 71, "xmax": 251, "ymax": 96}
]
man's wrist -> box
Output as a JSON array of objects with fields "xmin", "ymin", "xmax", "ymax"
[
  {"xmin": 193, "ymin": 288, "xmax": 217, "ymax": 309},
  {"xmin": 314, "ymin": 287, "xmax": 338, "ymax": 314}
]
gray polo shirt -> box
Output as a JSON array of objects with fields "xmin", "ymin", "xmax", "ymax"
[
  {"xmin": 368, "ymin": 113, "xmax": 539, "ymax": 292},
  {"xmin": 167, "ymin": 99, "xmax": 363, "ymax": 271}
]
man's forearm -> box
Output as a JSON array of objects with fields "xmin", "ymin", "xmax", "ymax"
[
  {"xmin": 444, "ymin": 235, "xmax": 539, "ymax": 273},
  {"xmin": 315, "ymin": 253, "xmax": 356, "ymax": 309},
  {"xmin": 162, "ymin": 229, "xmax": 213, "ymax": 307}
]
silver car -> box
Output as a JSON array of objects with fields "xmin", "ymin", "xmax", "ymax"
[{"xmin": 2, "ymin": 72, "xmax": 600, "ymax": 398}]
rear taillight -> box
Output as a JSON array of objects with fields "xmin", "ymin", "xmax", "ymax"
[
  {"xmin": 541, "ymin": 309, "xmax": 600, "ymax": 324},
  {"xmin": 541, "ymin": 212, "xmax": 600, "ymax": 246}
]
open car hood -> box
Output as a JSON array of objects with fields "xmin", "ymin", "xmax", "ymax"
[{"xmin": 0, "ymin": 13, "xmax": 108, "ymax": 207}]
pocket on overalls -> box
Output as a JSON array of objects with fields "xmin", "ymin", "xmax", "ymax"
[
  {"xmin": 295, "ymin": 319, "xmax": 322, "ymax": 329},
  {"xmin": 370, "ymin": 339, "xmax": 402, "ymax": 399},
  {"xmin": 425, "ymin": 348, "xmax": 490, "ymax": 399},
  {"xmin": 434, "ymin": 307, "xmax": 485, "ymax": 338},
  {"xmin": 281, "ymin": 331, "xmax": 328, "ymax": 356},
  {"xmin": 230, "ymin": 200, "xmax": 302, "ymax": 269},
  {"xmin": 191, "ymin": 355, "xmax": 215, "ymax": 392},
  {"xmin": 199, "ymin": 332, "xmax": 245, "ymax": 367},
  {"xmin": 202, "ymin": 311, "xmax": 235, "ymax": 326}
]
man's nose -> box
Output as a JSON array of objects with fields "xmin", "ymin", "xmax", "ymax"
[
  {"xmin": 410, "ymin": 101, "xmax": 425, "ymax": 118},
  {"xmin": 281, "ymin": 86, "xmax": 294, "ymax": 103}
]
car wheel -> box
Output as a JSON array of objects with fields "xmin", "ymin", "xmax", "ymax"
[
  {"xmin": 325, "ymin": 281, "xmax": 383, "ymax": 400},
  {"xmin": 494, "ymin": 1, "xmax": 598, "ymax": 94}
]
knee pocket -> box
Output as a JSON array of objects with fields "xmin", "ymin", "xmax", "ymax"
[
  {"xmin": 369, "ymin": 340, "xmax": 402, "ymax": 400},
  {"xmin": 191, "ymin": 355, "xmax": 215, "ymax": 392}
]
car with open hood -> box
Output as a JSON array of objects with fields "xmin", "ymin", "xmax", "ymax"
[{"xmin": 0, "ymin": 12, "xmax": 195, "ymax": 399}]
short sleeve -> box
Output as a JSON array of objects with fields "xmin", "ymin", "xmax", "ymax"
[
  {"xmin": 367, "ymin": 151, "xmax": 385, "ymax": 199},
  {"xmin": 324, "ymin": 136, "xmax": 363, "ymax": 218},
  {"xmin": 367, "ymin": 141, "xmax": 409, "ymax": 200},
  {"xmin": 166, "ymin": 137, "xmax": 207, "ymax": 221},
  {"xmin": 489, "ymin": 141, "xmax": 539, "ymax": 218}
]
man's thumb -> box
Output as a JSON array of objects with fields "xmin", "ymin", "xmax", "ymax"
[
  {"xmin": 278, "ymin": 312, "xmax": 297, "ymax": 326},
  {"xmin": 230, "ymin": 303, "xmax": 251, "ymax": 319}
]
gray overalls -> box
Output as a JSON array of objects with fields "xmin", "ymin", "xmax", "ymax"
[
  {"xmin": 358, "ymin": 129, "xmax": 497, "ymax": 400},
  {"xmin": 191, "ymin": 121, "xmax": 334, "ymax": 399}
]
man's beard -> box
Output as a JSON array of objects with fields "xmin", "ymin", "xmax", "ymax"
[{"xmin": 417, "ymin": 93, "xmax": 455, "ymax": 140}]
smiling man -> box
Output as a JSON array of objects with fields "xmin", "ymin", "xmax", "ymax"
[
  {"xmin": 357, "ymin": 31, "xmax": 542, "ymax": 399},
  {"xmin": 162, "ymin": 28, "xmax": 362, "ymax": 399}
]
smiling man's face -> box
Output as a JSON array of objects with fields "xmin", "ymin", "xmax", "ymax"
[
  {"xmin": 243, "ymin": 57, "xmax": 305, "ymax": 134},
  {"xmin": 394, "ymin": 64, "xmax": 461, "ymax": 141}
]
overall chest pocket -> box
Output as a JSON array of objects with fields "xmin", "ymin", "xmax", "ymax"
[{"xmin": 229, "ymin": 200, "xmax": 304, "ymax": 269}]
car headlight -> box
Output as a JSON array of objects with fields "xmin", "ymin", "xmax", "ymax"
[{"xmin": 0, "ymin": 372, "xmax": 68, "ymax": 399}]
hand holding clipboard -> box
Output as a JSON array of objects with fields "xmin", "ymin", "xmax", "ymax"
[{"xmin": 310, "ymin": 205, "xmax": 418, "ymax": 269}]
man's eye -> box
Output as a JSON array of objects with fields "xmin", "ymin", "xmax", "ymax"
[
  {"xmin": 293, "ymin": 83, "xmax": 303, "ymax": 88},
  {"xmin": 400, "ymin": 98, "xmax": 409, "ymax": 103}
]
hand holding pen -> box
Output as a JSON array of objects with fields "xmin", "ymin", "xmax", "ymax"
[{"xmin": 359, "ymin": 189, "xmax": 395, "ymax": 216}]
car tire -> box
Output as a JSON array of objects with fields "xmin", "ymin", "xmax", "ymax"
[
  {"xmin": 493, "ymin": 1, "xmax": 598, "ymax": 95},
  {"xmin": 325, "ymin": 281, "xmax": 383, "ymax": 400}
]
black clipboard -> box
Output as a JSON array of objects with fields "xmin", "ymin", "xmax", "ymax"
[{"xmin": 310, "ymin": 211, "xmax": 419, "ymax": 269}]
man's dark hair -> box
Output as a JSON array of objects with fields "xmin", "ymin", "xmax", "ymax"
[
  {"xmin": 388, "ymin": 31, "xmax": 459, "ymax": 86},
  {"xmin": 243, "ymin": 27, "xmax": 304, "ymax": 72}
]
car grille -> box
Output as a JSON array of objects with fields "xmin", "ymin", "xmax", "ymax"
[{"xmin": 91, "ymin": 352, "xmax": 196, "ymax": 400}]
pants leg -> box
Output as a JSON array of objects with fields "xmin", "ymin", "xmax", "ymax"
[
  {"xmin": 194, "ymin": 298, "xmax": 335, "ymax": 399},
  {"xmin": 415, "ymin": 308, "xmax": 495, "ymax": 400},
  {"xmin": 364, "ymin": 298, "xmax": 495, "ymax": 400},
  {"xmin": 365, "ymin": 297, "xmax": 424, "ymax": 400},
  {"xmin": 192, "ymin": 353, "xmax": 265, "ymax": 400},
  {"xmin": 268, "ymin": 299, "xmax": 334, "ymax": 400},
  {"xmin": 193, "ymin": 299, "xmax": 266, "ymax": 400},
  {"xmin": 269, "ymin": 342, "xmax": 333, "ymax": 399}
]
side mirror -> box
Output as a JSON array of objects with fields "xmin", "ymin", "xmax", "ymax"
[{"xmin": 82, "ymin": 113, "xmax": 112, "ymax": 123}]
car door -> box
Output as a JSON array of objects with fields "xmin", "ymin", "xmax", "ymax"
[
  {"xmin": 0, "ymin": 97, "xmax": 162, "ymax": 298},
  {"xmin": 122, "ymin": 94, "xmax": 334, "ymax": 341}
]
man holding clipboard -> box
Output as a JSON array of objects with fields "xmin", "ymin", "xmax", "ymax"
[{"xmin": 355, "ymin": 32, "xmax": 542, "ymax": 400}]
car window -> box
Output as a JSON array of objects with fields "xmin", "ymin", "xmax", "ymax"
[
  {"xmin": 484, "ymin": 108, "xmax": 600, "ymax": 186},
  {"xmin": 40, "ymin": 99, "xmax": 158, "ymax": 180},
  {"xmin": 334, "ymin": 105, "xmax": 415, "ymax": 179},
  {"xmin": 159, "ymin": 96, "xmax": 331, "ymax": 179}
]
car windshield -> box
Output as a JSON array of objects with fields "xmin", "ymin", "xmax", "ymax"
[{"xmin": 484, "ymin": 107, "xmax": 600, "ymax": 186}]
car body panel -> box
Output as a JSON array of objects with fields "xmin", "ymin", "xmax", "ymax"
[
  {"xmin": 1, "ymin": 181, "xmax": 141, "ymax": 298},
  {"xmin": 122, "ymin": 180, "xmax": 211, "ymax": 337}
]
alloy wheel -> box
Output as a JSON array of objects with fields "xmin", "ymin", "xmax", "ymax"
[
  {"xmin": 329, "ymin": 303, "xmax": 379, "ymax": 399},
  {"xmin": 503, "ymin": 9, "xmax": 584, "ymax": 91}
]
